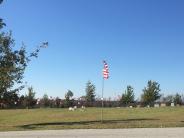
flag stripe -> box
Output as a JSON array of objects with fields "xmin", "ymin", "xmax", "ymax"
[{"xmin": 103, "ymin": 60, "xmax": 109, "ymax": 79}]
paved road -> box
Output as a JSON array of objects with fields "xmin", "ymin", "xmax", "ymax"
[{"xmin": 0, "ymin": 128, "xmax": 184, "ymax": 138}]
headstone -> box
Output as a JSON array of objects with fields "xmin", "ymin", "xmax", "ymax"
[
  {"xmin": 81, "ymin": 105, "xmax": 86, "ymax": 109},
  {"xmin": 171, "ymin": 103, "xmax": 175, "ymax": 107},
  {"xmin": 176, "ymin": 104, "xmax": 180, "ymax": 107},
  {"xmin": 161, "ymin": 103, "xmax": 166, "ymax": 107},
  {"xmin": 69, "ymin": 107, "xmax": 74, "ymax": 111},
  {"xmin": 137, "ymin": 105, "xmax": 141, "ymax": 108},
  {"xmin": 154, "ymin": 104, "xmax": 159, "ymax": 108},
  {"xmin": 80, "ymin": 106, "xmax": 86, "ymax": 111}
]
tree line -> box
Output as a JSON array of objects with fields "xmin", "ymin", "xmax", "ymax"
[
  {"xmin": 0, "ymin": 0, "xmax": 184, "ymax": 109},
  {"xmin": 1, "ymin": 80, "xmax": 183, "ymax": 109}
]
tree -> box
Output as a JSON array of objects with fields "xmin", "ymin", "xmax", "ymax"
[
  {"xmin": 85, "ymin": 81, "xmax": 96, "ymax": 106},
  {"xmin": 24, "ymin": 87, "xmax": 37, "ymax": 108},
  {"xmin": 0, "ymin": 18, "xmax": 5, "ymax": 29},
  {"xmin": 141, "ymin": 80, "xmax": 161, "ymax": 106},
  {"xmin": 162, "ymin": 95, "xmax": 174, "ymax": 106},
  {"xmin": 174, "ymin": 93, "xmax": 182, "ymax": 105},
  {"xmin": 40, "ymin": 94, "xmax": 50, "ymax": 107},
  {"xmin": 182, "ymin": 95, "xmax": 184, "ymax": 105},
  {"xmin": 55, "ymin": 97, "xmax": 61, "ymax": 108},
  {"xmin": 120, "ymin": 85, "xmax": 134, "ymax": 106},
  {"xmin": 64, "ymin": 90, "xmax": 74, "ymax": 107},
  {"xmin": 0, "ymin": 1, "xmax": 47, "ymax": 106}
]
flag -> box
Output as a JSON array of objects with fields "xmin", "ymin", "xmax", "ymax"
[{"xmin": 103, "ymin": 60, "xmax": 109, "ymax": 79}]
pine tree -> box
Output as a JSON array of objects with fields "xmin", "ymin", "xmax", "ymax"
[
  {"xmin": 141, "ymin": 80, "xmax": 161, "ymax": 106},
  {"xmin": 24, "ymin": 87, "xmax": 36, "ymax": 108},
  {"xmin": 85, "ymin": 81, "xmax": 96, "ymax": 106},
  {"xmin": 64, "ymin": 90, "xmax": 74, "ymax": 107},
  {"xmin": 120, "ymin": 85, "xmax": 134, "ymax": 106}
]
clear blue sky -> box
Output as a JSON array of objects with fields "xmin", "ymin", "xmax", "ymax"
[{"xmin": 1, "ymin": 0, "xmax": 184, "ymax": 99}]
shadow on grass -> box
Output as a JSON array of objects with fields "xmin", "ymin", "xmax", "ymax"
[{"xmin": 18, "ymin": 118, "xmax": 159, "ymax": 129}]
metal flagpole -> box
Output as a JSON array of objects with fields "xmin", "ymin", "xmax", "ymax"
[
  {"xmin": 101, "ymin": 60, "xmax": 109, "ymax": 123},
  {"xmin": 101, "ymin": 77, "xmax": 104, "ymax": 123}
]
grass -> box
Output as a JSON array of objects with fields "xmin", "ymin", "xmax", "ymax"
[{"xmin": 0, "ymin": 107, "xmax": 184, "ymax": 131}]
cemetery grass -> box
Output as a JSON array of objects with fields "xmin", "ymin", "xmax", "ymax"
[{"xmin": 0, "ymin": 107, "xmax": 184, "ymax": 131}]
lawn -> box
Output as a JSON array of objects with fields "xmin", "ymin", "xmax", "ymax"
[{"xmin": 0, "ymin": 107, "xmax": 184, "ymax": 131}]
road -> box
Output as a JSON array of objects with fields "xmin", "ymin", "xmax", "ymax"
[{"xmin": 0, "ymin": 128, "xmax": 184, "ymax": 138}]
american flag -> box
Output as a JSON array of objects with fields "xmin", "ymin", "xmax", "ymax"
[{"xmin": 103, "ymin": 60, "xmax": 109, "ymax": 79}]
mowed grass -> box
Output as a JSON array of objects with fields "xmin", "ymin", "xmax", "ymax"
[{"xmin": 0, "ymin": 107, "xmax": 184, "ymax": 131}]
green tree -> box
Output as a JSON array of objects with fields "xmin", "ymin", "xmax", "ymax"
[
  {"xmin": 40, "ymin": 94, "xmax": 50, "ymax": 107},
  {"xmin": 120, "ymin": 85, "xmax": 134, "ymax": 106},
  {"xmin": 64, "ymin": 90, "xmax": 74, "ymax": 107},
  {"xmin": 55, "ymin": 97, "xmax": 61, "ymax": 108},
  {"xmin": 174, "ymin": 93, "xmax": 182, "ymax": 105},
  {"xmin": 0, "ymin": 18, "xmax": 5, "ymax": 29},
  {"xmin": 24, "ymin": 87, "xmax": 36, "ymax": 108},
  {"xmin": 0, "ymin": 1, "xmax": 47, "ymax": 107},
  {"xmin": 85, "ymin": 81, "xmax": 96, "ymax": 106},
  {"xmin": 141, "ymin": 80, "xmax": 161, "ymax": 106},
  {"xmin": 162, "ymin": 95, "xmax": 174, "ymax": 106}
]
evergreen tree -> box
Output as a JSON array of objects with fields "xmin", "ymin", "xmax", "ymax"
[
  {"xmin": 85, "ymin": 81, "xmax": 96, "ymax": 106},
  {"xmin": 120, "ymin": 85, "xmax": 134, "ymax": 106},
  {"xmin": 174, "ymin": 93, "xmax": 182, "ymax": 105},
  {"xmin": 64, "ymin": 90, "xmax": 74, "ymax": 107},
  {"xmin": 24, "ymin": 87, "xmax": 36, "ymax": 108},
  {"xmin": 141, "ymin": 80, "xmax": 161, "ymax": 106},
  {"xmin": 55, "ymin": 97, "xmax": 61, "ymax": 108},
  {"xmin": 40, "ymin": 94, "xmax": 50, "ymax": 107}
]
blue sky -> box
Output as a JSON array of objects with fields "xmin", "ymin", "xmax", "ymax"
[{"xmin": 1, "ymin": 0, "xmax": 184, "ymax": 99}]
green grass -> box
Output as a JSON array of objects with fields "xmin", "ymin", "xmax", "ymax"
[{"xmin": 0, "ymin": 107, "xmax": 184, "ymax": 131}]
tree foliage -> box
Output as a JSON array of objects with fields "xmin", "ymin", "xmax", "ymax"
[
  {"xmin": 0, "ymin": 1, "xmax": 47, "ymax": 106},
  {"xmin": 120, "ymin": 85, "xmax": 134, "ymax": 106},
  {"xmin": 141, "ymin": 80, "xmax": 161, "ymax": 106},
  {"xmin": 64, "ymin": 90, "xmax": 74, "ymax": 107},
  {"xmin": 85, "ymin": 81, "xmax": 96, "ymax": 106},
  {"xmin": 24, "ymin": 87, "xmax": 36, "ymax": 108},
  {"xmin": 55, "ymin": 97, "xmax": 61, "ymax": 108},
  {"xmin": 40, "ymin": 94, "xmax": 50, "ymax": 107},
  {"xmin": 174, "ymin": 93, "xmax": 182, "ymax": 105},
  {"xmin": 162, "ymin": 95, "xmax": 174, "ymax": 106}
]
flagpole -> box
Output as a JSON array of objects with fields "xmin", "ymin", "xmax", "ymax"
[
  {"xmin": 101, "ymin": 77, "xmax": 104, "ymax": 123},
  {"xmin": 101, "ymin": 60, "xmax": 109, "ymax": 123}
]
